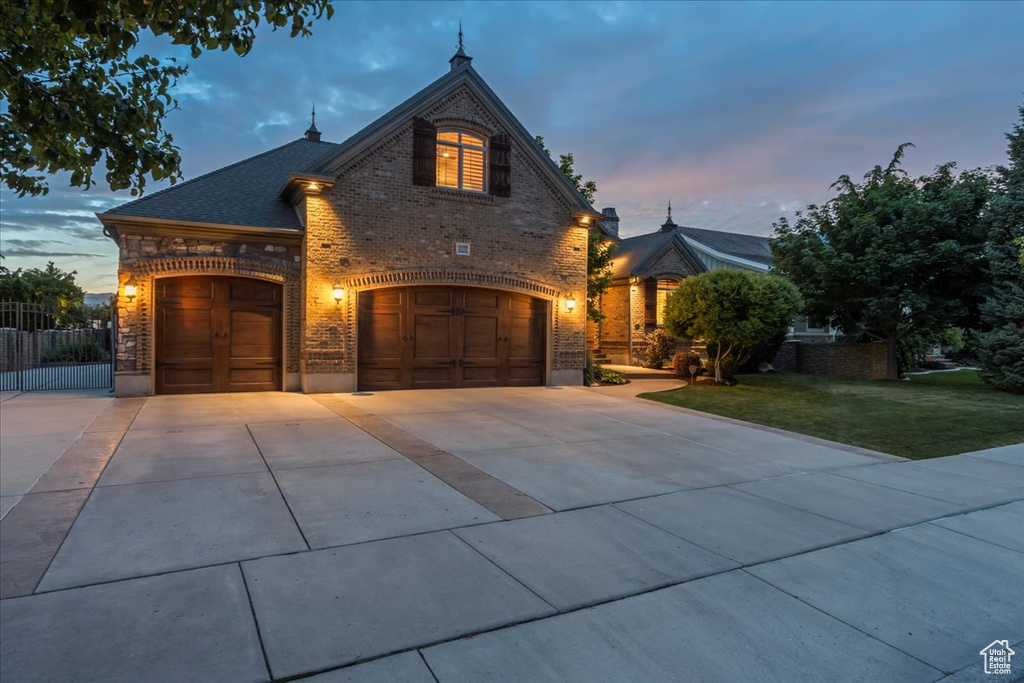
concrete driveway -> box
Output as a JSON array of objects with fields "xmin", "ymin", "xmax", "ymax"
[{"xmin": 1, "ymin": 385, "xmax": 1021, "ymax": 682}]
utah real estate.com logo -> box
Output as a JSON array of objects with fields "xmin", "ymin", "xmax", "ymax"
[{"xmin": 979, "ymin": 640, "xmax": 1015, "ymax": 676}]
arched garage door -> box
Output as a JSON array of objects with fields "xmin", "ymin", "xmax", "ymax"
[
  {"xmin": 155, "ymin": 276, "xmax": 282, "ymax": 394},
  {"xmin": 358, "ymin": 286, "xmax": 546, "ymax": 391}
]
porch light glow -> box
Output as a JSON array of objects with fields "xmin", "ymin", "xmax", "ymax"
[
  {"xmin": 565, "ymin": 295, "xmax": 576, "ymax": 312},
  {"xmin": 123, "ymin": 284, "xmax": 137, "ymax": 302},
  {"xmin": 579, "ymin": 216, "xmax": 590, "ymax": 225},
  {"xmin": 332, "ymin": 284, "xmax": 344, "ymax": 304},
  {"xmin": 306, "ymin": 181, "xmax": 320, "ymax": 191}
]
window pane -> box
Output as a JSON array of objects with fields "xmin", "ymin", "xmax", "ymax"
[
  {"xmin": 462, "ymin": 147, "xmax": 485, "ymax": 191},
  {"xmin": 461, "ymin": 132, "xmax": 485, "ymax": 148},
  {"xmin": 438, "ymin": 131, "xmax": 459, "ymax": 144},
  {"xmin": 437, "ymin": 144, "xmax": 459, "ymax": 188}
]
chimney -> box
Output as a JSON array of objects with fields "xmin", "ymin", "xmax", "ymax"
[{"xmin": 600, "ymin": 207, "xmax": 620, "ymax": 239}]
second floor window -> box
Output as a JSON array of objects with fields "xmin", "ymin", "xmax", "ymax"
[{"xmin": 437, "ymin": 129, "xmax": 487, "ymax": 192}]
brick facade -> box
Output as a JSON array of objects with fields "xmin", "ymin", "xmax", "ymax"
[
  {"xmin": 109, "ymin": 83, "xmax": 588, "ymax": 395},
  {"xmin": 772, "ymin": 341, "xmax": 887, "ymax": 380},
  {"xmin": 302, "ymin": 85, "xmax": 588, "ymax": 391}
]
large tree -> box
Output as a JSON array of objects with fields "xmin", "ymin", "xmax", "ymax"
[
  {"xmin": 535, "ymin": 135, "xmax": 614, "ymax": 323},
  {"xmin": 771, "ymin": 145, "xmax": 990, "ymax": 379},
  {"xmin": 663, "ymin": 270, "xmax": 802, "ymax": 383},
  {"xmin": 1, "ymin": 1, "xmax": 333, "ymax": 197},
  {"xmin": 975, "ymin": 106, "xmax": 1024, "ymax": 393}
]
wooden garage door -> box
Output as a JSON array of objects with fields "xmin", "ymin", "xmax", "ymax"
[
  {"xmin": 358, "ymin": 286, "xmax": 545, "ymax": 391},
  {"xmin": 155, "ymin": 276, "xmax": 282, "ymax": 394}
]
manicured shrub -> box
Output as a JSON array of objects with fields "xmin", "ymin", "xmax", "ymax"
[
  {"xmin": 672, "ymin": 351, "xmax": 704, "ymax": 379},
  {"xmin": 643, "ymin": 329, "xmax": 676, "ymax": 368},
  {"xmin": 41, "ymin": 339, "xmax": 109, "ymax": 363}
]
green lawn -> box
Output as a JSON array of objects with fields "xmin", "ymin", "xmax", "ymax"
[{"xmin": 639, "ymin": 369, "xmax": 1024, "ymax": 459}]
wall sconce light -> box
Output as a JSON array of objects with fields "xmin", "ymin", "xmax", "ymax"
[
  {"xmin": 123, "ymin": 284, "xmax": 137, "ymax": 303},
  {"xmin": 306, "ymin": 181, "xmax": 320, "ymax": 192},
  {"xmin": 565, "ymin": 295, "xmax": 576, "ymax": 312},
  {"xmin": 579, "ymin": 216, "xmax": 590, "ymax": 225},
  {"xmin": 332, "ymin": 284, "xmax": 344, "ymax": 305}
]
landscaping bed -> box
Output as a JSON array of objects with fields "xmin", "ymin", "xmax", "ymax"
[{"xmin": 639, "ymin": 370, "xmax": 1024, "ymax": 459}]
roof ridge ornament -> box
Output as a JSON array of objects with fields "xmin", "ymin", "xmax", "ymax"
[
  {"xmin": 661, "ymin": 199, "xmax": 678, "ymax": 231},
  {"xmin": 449, "ymin": 19, "xmax": 473, "ymax": 71},
  {"xmin": 305, "ymin": 104, "xmax": 321, "ymax": 142}
]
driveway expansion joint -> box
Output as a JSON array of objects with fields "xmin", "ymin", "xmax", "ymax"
[{"xmin": 310, "ymin": 394, "xmax": 552, "ymax": 520}]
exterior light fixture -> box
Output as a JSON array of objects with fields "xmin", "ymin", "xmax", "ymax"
[
  {"xmin": 565, "ymin": 295, "xmax": 576, "ymax": 312},
  {"xmin": 123, "ymin": 284, "xmax": 137, "ymax": 303},
  {"xmin": 332, "ymin": 284, "xmax": 344, "ymax": 304},
  {"xmin": 306, "ymin": 181, "xmax": 320, "ymax": 191},
  {"xmin": 579, "ymin": 216, "xmax": 590, "ymax": 225}
]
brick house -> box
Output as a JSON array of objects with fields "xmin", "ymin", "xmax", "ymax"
[
  {"xmin": 590, "ymin": 206, "xmax": 832, "ymax": 365},
  {"xmin": 99, "ymin": 46, "xmax": 600, "ymax": 396}
]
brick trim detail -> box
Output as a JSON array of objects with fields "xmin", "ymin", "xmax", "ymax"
[
  {"xmin": 128, "ymin": 254, "xmax": 297, "ymax": 279},
  {"xmin": 344, "ymin": 269, "xmax": 560, "ymax": 299}
]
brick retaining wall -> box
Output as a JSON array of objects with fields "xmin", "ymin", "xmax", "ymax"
[{"xmin": 772, "ymin": 341, "xmax": 887, "ymax": 380}]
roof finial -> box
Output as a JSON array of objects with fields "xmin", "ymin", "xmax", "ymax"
[
  {"xmin": 661, "ymin": 199, "xmax": 678, "ymax": 231},
  {"xmin": 449, "ymin": 20, "xmax": 473, "ymax": 71},
  {"xmin": 305, "ymin": 102, "xmax": 321, "ymax": 142}
]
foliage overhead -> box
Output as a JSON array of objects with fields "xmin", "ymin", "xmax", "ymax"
[
  {"xmin": 975, "ymin": 105, "xmax": 1024, "ymax": 393},
  {"xmin": 1, "ymin": 1, "xmax": 334, "ymax": 197},
  {"xmin": 771, "ymin": 144, "xmax": 991, "ymax": 379},
  {"xmin": 662, "ymin": 270, "xmax": 802, "ymax": 383},
  {"xmin": 535, "ymin": 134, "xmax": 614, "ymax": 323}
]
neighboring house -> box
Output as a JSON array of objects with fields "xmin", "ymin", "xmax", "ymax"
[
  {"xmin": 590, "ymin": 206, "xmax": 831, "ymax": 365},
  {"xmin": 98, "ymin": 45, "xmax": 599, "ymax": 396}
]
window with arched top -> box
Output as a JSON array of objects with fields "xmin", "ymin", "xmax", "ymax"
[{"xmin": 436, "ymin": 129, "xmax": 487, "ymax": 192}]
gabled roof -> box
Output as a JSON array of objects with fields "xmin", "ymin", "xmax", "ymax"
[
  {"xmin": 306, "ymin": 62, "xmax": 599, "ymax": 216},
  {"xmin": 609, "ymin": 230, "xmax": 705, "ymax": 279},
  {"xmin": 609, "ymin": 224, "xmax": 775, "ymax": 279},
  {"xmin": 676, "ymin": 225, "xmax": 774, "ymax": 265},
  {"xmin": 101, "ymin": 138, "xmax": 339, "ymax": 230},
  {"xmin": 99, "ymin": 60, "xmax": 599, "ymax": 234}
]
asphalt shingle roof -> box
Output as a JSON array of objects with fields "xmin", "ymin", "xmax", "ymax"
[
  {"xmin": 676, "ymin": 225, "xmax": 774, "ymax": 265},
  {"xmin": 104, "ymin": 138, "xmax": 339, "ymax": 230},
  {"xmin": 609, "ymin": 231, "xmax": 676, "ymax": 279},
  {"xmin": 609, "ymin": 225, "xmax": 775, "ymax": 279}
]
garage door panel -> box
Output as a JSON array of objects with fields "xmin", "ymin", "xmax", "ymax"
[
  {"xmin": 464, "ymin": 290, "xmax": 499, "ymax": 309},
  {"xmin": 414, "ymin": 288, "xmax": 454, "ymax": 307},
  {"xmin": 159, "ymin": 278, "xmax": 215, "ymax": 300},
  {"xmin": 411, "ymin": 366, "xmax": 455, "ymax": 388},
  {"xmin": 229, "ymin": 310, "xmax": 277, "ymax": 357},
  {"xmin": 359, "ymin": 311, "xmax": 402, "ymax": 360},
  {"xmin": 413, "ymin": 314, "xmax": 453, "ymax": 358},
  {"xmin": 463, "ymin": 315, "xmax": 499, "ymax": 358},
  {"xmin": 228, "ymin": 280, "xmax": 280, "ymax": 303},
  {"xmin": 358, "ymin": 286, "xmax": 545, "ymax": 391},
  {"xmin": 157, "ymin": 276, "xmax": 281, "ymax": 394}
]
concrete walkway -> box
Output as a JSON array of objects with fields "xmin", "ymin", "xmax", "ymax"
[{"xmin": 0, "ymin": 385, "xmax": 1021, "ymax": 682}]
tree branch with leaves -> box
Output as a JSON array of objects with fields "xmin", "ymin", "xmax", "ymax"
[{"xmin": 1, "ymin": 1, "xmax": 333, "ymax": 197}]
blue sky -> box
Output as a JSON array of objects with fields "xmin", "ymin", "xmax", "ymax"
[{"xmin": 1, "ymin": 0, "xmax": 1021, "ymax": 292}]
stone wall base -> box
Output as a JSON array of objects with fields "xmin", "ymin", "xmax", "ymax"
[
  {"xmin": 115, "ymin": 373, "xmax": 152, "ymax": 397},
  {"xmin": 302, "ymin": 372, "xmax": 356, "ymax": 394},
  {"xmin": 550, "ymin": 368, "xmax": 584, "ymax": 386}
]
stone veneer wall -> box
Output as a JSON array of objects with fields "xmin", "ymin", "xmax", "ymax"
[
  {"xmin": 115, "ymin": 233, "xmax": 302, "ymax": 394},
  {"xmin": 302, "ymin": 85, "xmax": 588, "ymax": 391},
  {"xmin": 772, "ymin": 341, "xmax": 887, "ymax": 380}
]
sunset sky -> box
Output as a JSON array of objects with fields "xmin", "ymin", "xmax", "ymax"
[{"xmin": 1, "ymin": 0, "xmax": 1021, "ymax": 292}]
